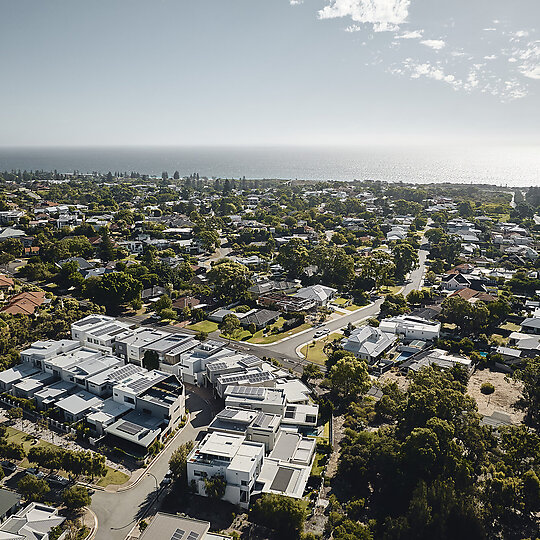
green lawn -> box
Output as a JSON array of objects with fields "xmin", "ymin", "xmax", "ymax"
[
  {"xmin": 300, "ymin": 333, "xmax": 342, "ymax": 365},
  {"xmin": 95, "ymin": 467, "xmax": 130, "ymax": 487},
  {"xmin": 345, "ymin": 304, "xmax": 363, "ymax": 312},
  {"xmin": 332, "ymin": 297, "xmax": 350, "ymax": 306},
  {"xmin": 248, "ymin": 322, "xmax": 312, "ymax": 344},
  {"xmin": 186, "ymin": 320, "xmax": 219, "ymax": 333},
  {"xmin": 380, "ymin": 286, "xmax": 402, "ymax": 295},
  {"xmin": 311, "ymin": 453, "xmax": 327, "ymax": 477},
  {"xmin": 499, "ymin": 322, "xmax": 520, "ymax": 332}
]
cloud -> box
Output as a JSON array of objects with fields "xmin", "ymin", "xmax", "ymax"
[
  {"xmin": 398, "ymin": 30, "xmax": 423, "ymax": 39},
  {"xmin": 318, "ymin": 0, "xmax": 411, "ymax": 32},
  {"xmin": 289, "ymin": 0, "xmax": 303, "ymax": 4},
  {"xmin": 421, "ymin": 39, "xmax": 446, "ymax": 50},
  {"xmin": 521, "ymin": 66, "xmax": 540, "ymax": 79}
]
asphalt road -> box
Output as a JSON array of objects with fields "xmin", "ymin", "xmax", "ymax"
[{"xmin": 90, "ymin": 391, "xmax": 215, "ymax": 540}]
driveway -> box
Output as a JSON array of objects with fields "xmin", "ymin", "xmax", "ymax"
[{"xmin": 90, "ymin": 391, "xmax": 214, "ymax": 540}]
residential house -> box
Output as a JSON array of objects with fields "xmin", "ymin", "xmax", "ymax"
[
  {"xmin": 294, "ymin": 285, "xmax": 337, "ymax": 307},
  {"xmin": 379, "ymin": 315, "xmax": 441, "ymax": 341},
  {"xmin": 341, "ymin": 326, "xmax": 395, "ymax": 362}
]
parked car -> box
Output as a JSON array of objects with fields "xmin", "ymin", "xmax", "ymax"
[
  {"xmin": 26, "ymin": 468, "xmax": 45, "ymax": 479},
  {"xmin": 0, "ymin": 461, "xmax": 17, "ymax": 474},
  {"xmin": 47, "ymin": 474, "xmax": 69, "ymax": 487}
]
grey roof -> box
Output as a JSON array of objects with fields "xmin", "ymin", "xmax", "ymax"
[{"xmin": 0, "ymin": 488, "xmax": 20, "ymax": 518}]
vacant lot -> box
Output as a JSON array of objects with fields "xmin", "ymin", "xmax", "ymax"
[
  {"xmin": 467, "ymin": 369, "xmax": 524, "ymax": 423},
  {"xmin": 379, "ymin": 369, "xmax": 411, "ymax": 392}
]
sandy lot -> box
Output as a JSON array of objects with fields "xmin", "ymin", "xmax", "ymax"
[
  {"xmin": 467, "ymin": 369, "xmax": 524, "ymax": 424},
  {"xmin": 379, "ymin": 368, "xmax": 411, "ymax": 392}
]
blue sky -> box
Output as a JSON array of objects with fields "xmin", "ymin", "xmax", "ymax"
[{"xmin": 0, "ymin": 0, "xmax": 538, "ymax": 146}]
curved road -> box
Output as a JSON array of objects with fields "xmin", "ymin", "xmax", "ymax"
[{"xmin": 90, "ymin": 391, "xmax": 215, "ymax": 540}]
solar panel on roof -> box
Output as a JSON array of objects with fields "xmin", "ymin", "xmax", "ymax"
[
  {"xmin": 171, "ymin": 528, "xmax": 185, "ymax": 540},
  {"xmin": 187, "ymin": 532, "xmax": 200, "ymax": 540},
  {"xmin": 219, "ymin": 409, "xmax": 237, "ymax": 419},
  {"xmin": 117, "ymin": 421, "xmax": 143, "ymax": 435}
]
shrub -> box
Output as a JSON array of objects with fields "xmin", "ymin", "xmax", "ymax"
[{"xmin": 480, "ymin": 382, "xmax": 495, "ymax": 395}]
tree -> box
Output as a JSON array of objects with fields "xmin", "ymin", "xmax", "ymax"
[
  {"xmin": 154, "ymin": 294, "xmax": 172, "ymax": 312},
  {"xmin": 220, "ymin": 314, "xmax": 240, "ymax": 340},
  {"xmin": 7, "ymin": 407, "xmax": 23, "ymax": 426},
  {"xmin": 142, "ymin": 350, "xmax": 160, "ymax": 371},
  {"xmin": 169, "ymin": 441, "xmax": 194, "ymax": 483},
  {"xmin": 277, "ymin": 238, "xmax": 310, "ymax": 278},
  {"xmin": 99, "ymin": 227, "xmax": 115, "ymax": 262},
  {"xmin": 204, "ymin": 474, "xmax": 227, "ymax": 499},
  {"xmin": 312, "ymin": 244, "xmax": 355, "ymax": 289},
  {"xmin": 302, "ymin": 363, "xmax": 323, "ymax": 383},
  {"xmin": 440, "ymin": 297, "xmax": 489, "ymax": 335},
  {"xmin": 458, "ymin": 201, "xmax": 475, "ymax": 217},
  {"xmin": 514, "ymin": 356, "xmax": 540, "ymax": 428},
  {"xmin": 17, "ymin": 475, "xmax": 50, "ymax": 502},
  {"xmin": 392, "ymin": 242, "xmax": 418, "ymax": 281},
  {"xmin": 83, "ymin": 272, "xmax": 142, "ymax": 310},
  {"xmin": 380, "ymin": 293, "xmax": 409, "ymax": 317},
  {"xmin": 250, "ymin": 493, "xmax": 307, "ymax": 538},
  {"xmin": 159, "ymin": 308, "xmax": 176, "ymax": 321},
  {"xmin": 207, "ymin": 259, "xmax": 252, "ymax": 303},
  {"xmin": 480, "ymin": 383, "xmax": 495, "ymax": 395},
  {"xmin": 62, "ymin": 485, "xmax": 91, "ymax": 512},
  {"xmin": 329, "ymin": 357, "xmax": 370, "ymax": 401}
]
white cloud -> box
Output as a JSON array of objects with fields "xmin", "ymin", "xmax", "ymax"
[
  {"xmin": 421, "ymin": 39, "xmax": 446, "ymax": 50},
  {"xmin": 398, "ymin": 30, "xmax": 423, "ymax": 39},
  {"xmin": 521, "ymin": 66, "xmax": 540, "ymax": 79},
  {"xmin": 318, "ymin": 0, "xmax": 411, "ymax": 32},
  {"xmin": 484, "ymin": 55, "xmax": 497, "ymax": 60},
  {"xmin": 289, "ymin": 0, "xmax": 303, "ymax": 4},
  {"xmin": 515, "ymin": 30, "xmax": 529, "ymax": 38}
]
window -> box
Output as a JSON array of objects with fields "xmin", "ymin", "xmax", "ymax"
[
  {"xmin": 306, "ymin": 415, "xmax": 316, "ymax": 424},
  {"xmin": 124, "ymin": 396, "xmax": 135, "ymax": 404},
  {"xmin": 241, "ymin": 480, "xmax": 248, "ymax": 486}
]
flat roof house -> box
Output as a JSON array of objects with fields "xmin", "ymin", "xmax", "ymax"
[
  {"xmin": 187, "ymin": 432, "xmax": 265, "ymax": 509},
  {"xmin": 138, "ymin": 513, "xmax": 229, "ymax": 540},
  {"xmin": 56, "ymin": 391, "xmax": 104, "ymax": 423},
  {"xmin": 0, "ymin": 365, "xmax": 40, "ymax": 393},
  {"xmin": 113, "ymin": 327, "xmax": 169, "ymax": 365},
  {"xmin": 379, "ymin": 315, "xmax": 441, "ymax": 341},
  {"xmin": 71, "ymin": 314, "xmax": 132, "ymax": 353}
]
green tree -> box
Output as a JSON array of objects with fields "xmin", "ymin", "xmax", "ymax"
[
  {"xmin": 392, "ymin": 242, "xmax": 419, "ymax": 280},
  {"xmin": 99, "ymin": 227, "xmax": 115, "ymax": 262},
  {"xmin": 168, "ymin": 441, "xmax": 194, "ymax": 483},
  {"xmin": 154, "ymin": 294, "xmax": 172, "ymax": 312},
  {"xmin": 514, "ymin": 356, "xmax": 540, "ymax": 428},
  {"xmin": 207, "ymin": 259, "xmax": 252, "ymax": 303},
  {"xmin": 250, "ymin": 493, "xmax": 307, "ymax": 538},
  {"xmin": 17, "ymin": 475, "xmax": 50, "ymax": 502},
  {"xmin": 329, "ymin": 357, "xmax": 370, "ymax": 401},
  {"xmin": 62, "ymin": 485, "xmax": 91, "ymax": 512},
  {"xmin": 277, "ymin": 238, "xmax": 310, "ymax": 278},
  {"xmin": 142, "ymin": 350, "xmax": 160, "ymax": 371},
  {"xmin": 204, "ymin": 474, "xmax": 227, "ymax": 499},
  {"xmin": 220, "ymin": 314, "xmax": 240, "ymax": 340}
]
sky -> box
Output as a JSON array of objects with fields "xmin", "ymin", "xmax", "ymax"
[{"xmin": 0, "ymin": 0, "xmax": 539, "ymax": 146}]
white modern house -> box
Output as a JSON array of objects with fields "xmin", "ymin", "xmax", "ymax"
[
  {"xmin": 187, "ymin": 432, "xmax": 265, "ymax": 508},
  {"xmin": 341, "ymin": 326, "xmax": 395, "ymax": 362},
  {"xmin": 379, "ymin": 315, "xmax": 441, "ymax": 341},
  {"xmin": 71, "ymin": 314, "xmax": 132, "ymax": 353}
]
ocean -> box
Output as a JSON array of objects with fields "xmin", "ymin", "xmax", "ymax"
[{"xmin": 0, "ymin": 145, "xmax": 538, "ymax": 187}]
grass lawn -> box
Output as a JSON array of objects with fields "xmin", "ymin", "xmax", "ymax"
[
  {"xmin": 345, "ymin": 303, "xmax": 363, "ymax": 311},
  {"xmin": 248, "ymin": 323, "xmax": 311, "ymax": 344},
  {"xmin": 300, "ymin": 333, "xmax": 342, "ymax": 365},
  {"xmin": 332, "ymin": 297, "xmax": 350, "ymax": 306},
  {"xmin": 311, "ymin": 453, "xmax": 327, "ymax": 477},
  {"xmin": 95, "ymin": 467, "xmax": 130, "ymax": 487},
  {"xmin": 5, "ymin": 426, "xmax": 57, "ymax": 467},
  {"xmin": 499, "ymin": 322, "xmax": 521, "ymax": 332},
  {"xmin": 380, "ymin": 286, "xmax": 402, "ymax": 295},
  {"xmin": 186, "ymin": 320, "xmax": 219, "ymax": 333}
]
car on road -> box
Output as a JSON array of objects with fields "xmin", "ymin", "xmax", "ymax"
[
  {"xmin": 147, "ymin": 313, "xmax": 160, "ymax": 323},
  {"xmin": 313, "ymin": 329, "xmax": 330, "ymax": 338},
  {"xmin": 0, "ymin": 461, "xmax": 17, "ymax": 475}
]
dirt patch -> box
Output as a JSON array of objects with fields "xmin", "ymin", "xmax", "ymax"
[
  {"xmin": 467, "ymin": 369, "xmax": 524, "ymax": 424},
  {"xmin": 378, "ymin": 369, "xmax": 411, "ymax": 392}
]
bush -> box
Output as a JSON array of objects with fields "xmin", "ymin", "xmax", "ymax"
[
  {"xmin": 480, "ymin": 382, "xmax": 495, "ymax": 395},
  {"xmin": 250, "ymin": 493, "xmax": 307, "ymax": 537}
]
